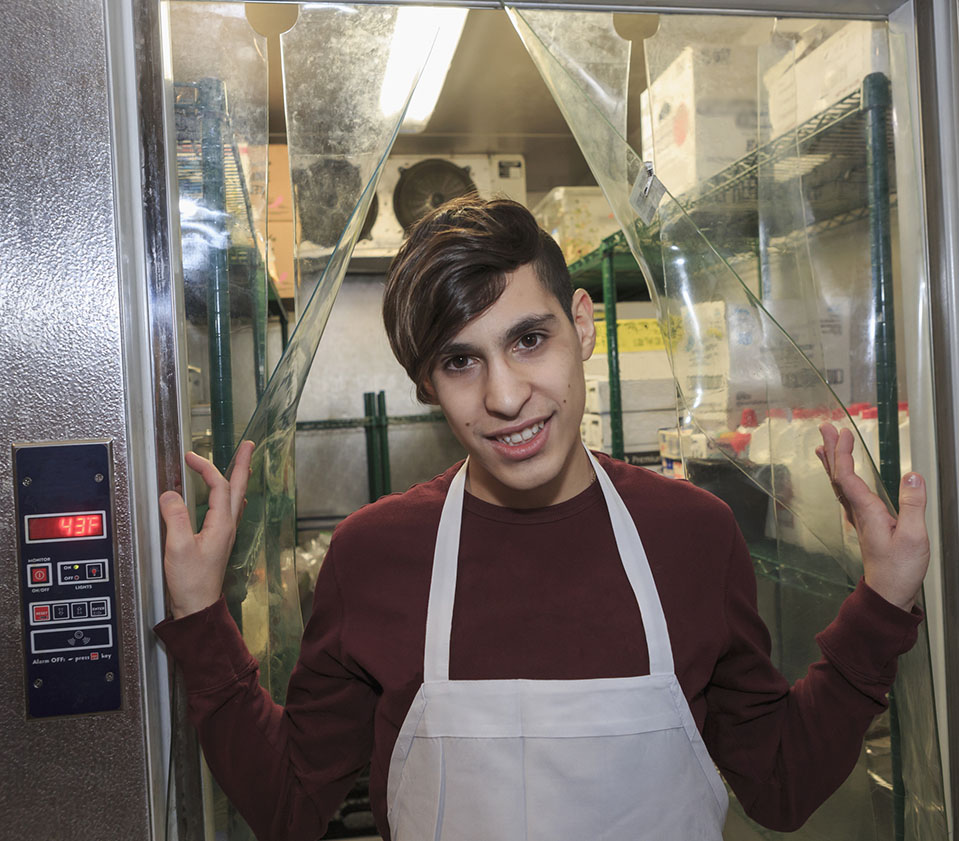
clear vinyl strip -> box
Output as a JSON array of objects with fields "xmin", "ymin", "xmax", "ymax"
[
  {"xmin": 506, "ymin": 8, "xmax": 946, "ymax": 840},
  {"xmin": 216, "ymin": 5, "xmax": 455, "ymax": 703}
]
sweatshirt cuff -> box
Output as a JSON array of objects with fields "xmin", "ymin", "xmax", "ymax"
[
  {"xmin": 154, "ymin": 596, "xmax": 257, "ymax": 694},
  {"xmin": 816, "ymin": 578, "xmax": 923, "ymax": 697}
]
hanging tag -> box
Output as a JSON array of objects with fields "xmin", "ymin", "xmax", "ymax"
[{"xmin": 629, "ymin": 161, "xmax": 665, "ymax": 225}]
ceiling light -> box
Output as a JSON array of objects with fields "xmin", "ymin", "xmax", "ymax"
[{"xmin": 379, "ymin": 7, "xmax": 468, "ymax": 133}]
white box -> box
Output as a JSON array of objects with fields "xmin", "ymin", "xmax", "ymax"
[
  {"xmin": 581, "ymin": 410, "xmax": 677, "ymax": 452},
  {"xmin": 646, "ymin": 46, "xmax": 758, "ymax": 196},
  {"xmin": 763, "ymin": 21, "xmax": 889, "ymax": 138},
  {"xmin": 669, "ymin": 298, "xmax": 852, "ymax": 430},
  {"xmin": 532, "ymin": 186, "xmax": 620, "ymax": 264},
  {"xmin": 658, "ymin": 427, "xmax": 710, "ymax": 460},
  {"xmin": 585, "ymin": 376, "xmax": 676, "ymax": 413}
]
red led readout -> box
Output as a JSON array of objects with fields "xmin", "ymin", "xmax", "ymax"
[{"xmin": 27, "ymin": 513, "xmax": 104, "ymax": 542}]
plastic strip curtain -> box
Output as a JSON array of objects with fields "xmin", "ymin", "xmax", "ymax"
[
  {"xmin": 506, "ymin": 8, "xmax": 946, "ymax": 840},
  {"xmin": 221, "ymin": 5, "xmax": 454, "ymax": 705},
  {"xmin": 751, "ymin": 21, "xmax": 945, "ymax": 840},
  {"xmin": 169, "ymin": 2, "xmax": 270, "ymax": 473}
]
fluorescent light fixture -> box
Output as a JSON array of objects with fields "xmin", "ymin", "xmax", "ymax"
[{"xmin": 379, "ymin": 7, "xmax": 468, "ymax": 133}]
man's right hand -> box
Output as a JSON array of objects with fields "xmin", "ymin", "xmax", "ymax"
[{"xmin": 159, "ymin": 440, "xmax": 255, "ymax": 619}]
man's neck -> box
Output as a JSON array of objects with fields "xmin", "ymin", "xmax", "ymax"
[{"xmin": 464, "ymin": 446, "xmax": 596, "ymax": 509}]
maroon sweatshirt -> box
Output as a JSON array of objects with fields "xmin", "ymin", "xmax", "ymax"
[{"xmin": 155, "ymin": 454, "xmax": 921, "ymax": 841}]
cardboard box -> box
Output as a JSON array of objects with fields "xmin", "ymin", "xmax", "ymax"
[
  {"xmin": 532, "ymin": 186, "xmax": 620, "ymax": 264},
  {"xmin": 646, "ymin": 46, "xmax": 758, "ymax": 196},
  {"xmin": 585, "ymin": 375, "xmax": 676, "ymax": 413},
  {"xmin": 666, "ymin": 298, "xmax": 851, "ymax": 430},
  {"xmin": 763, "ymin": 21, "xmax": 889, "ymax": 138},
  {"xmin": 581, "ymin": 409, "xmax": 677, "ymax": 452}
]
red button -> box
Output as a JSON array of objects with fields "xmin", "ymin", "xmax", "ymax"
[
  {"xmin": 90, "ymin": 652, "xmax": 99, "ymax": 660},
  {"xmin": 33, "ymin": 605, "xmax": 50, "ymax": 622},
  {"xmin": 30, "ymin": 567, "xmax": 49, "ymax": 585}
]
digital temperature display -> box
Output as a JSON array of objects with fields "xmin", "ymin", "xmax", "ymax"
[{"xmin": 26, "ymin": 512, "xmax": 105, "ymax": 543}]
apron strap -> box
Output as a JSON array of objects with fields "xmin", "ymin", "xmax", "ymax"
[
  {"xmin": 423, "ymin": 460, "xmax": 469, "ymax": 683},
  {"xmin": 585, "ymin": 448, "xmax": 674, "ymax": 675},
  {"xmin": 423, "ymin": 448, "xmax": 675, "ymax": 682}
]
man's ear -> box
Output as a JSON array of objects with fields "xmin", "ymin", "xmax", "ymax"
[
  {"xmin": 420, "ymin": 377, "xmax": 438, "ymax": 404},
  {"xmin": 571, "ymin": 288, "xmax": 596, "ymax": 360}
]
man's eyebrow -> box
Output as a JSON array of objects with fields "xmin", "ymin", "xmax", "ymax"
[
  {"xmin": 503, "ymin": 313, "xmax": 558, "ymax": 345},
  {"xmin": 437, "ymin": 313, "xmax": 559, "ymax": 361}
]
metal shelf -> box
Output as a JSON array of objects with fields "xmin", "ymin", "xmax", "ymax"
[
  {"xmin": 571, "ymin": 85, "xmax": 898, "ymax": 280},
  {"xmin": 174, "ymin": 81, "xmax": 258, "ymax": 252},
  {"xmin": 749, "ymin": 538, "xmax": 856, "ymax": 602}
]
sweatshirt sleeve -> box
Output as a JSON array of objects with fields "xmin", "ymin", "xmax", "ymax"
[
  {"xmin": 154, "ymin": 541, "xmax": 378, "ymax": 841},
  {"xmin": 702, "ymin": 523, "xmax": 922, "ymax": 832}
]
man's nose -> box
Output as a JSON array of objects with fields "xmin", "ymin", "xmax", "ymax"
[{"xmin": 484, "ymin": 358, "xmax": 532, "ymax": 418}]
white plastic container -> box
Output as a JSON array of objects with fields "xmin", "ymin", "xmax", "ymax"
[
  {"xmin": 899, "ymin": 402, "xmax": 911, "ymax": 475},
  {"xmin": 858, "ymin": 406, "xmax": 880, "ymax": 466},
  {"xmin": 792, "ymin": 409, "xmax": 843, "ymax": 553},
  {"xmin": 844, "ymin": 405, "xmax": 879, "ymax": 557},
  {"xmin": 746, "ymin": 407, "xmax": 789, "ymax": 465}
]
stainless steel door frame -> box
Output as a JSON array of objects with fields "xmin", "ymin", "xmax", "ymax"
[
  {"xmin": 914, "ymin": 0, "xmax": 959, "ymax": 833},
  {"xmin": 106, "ymin": 0, "xmax": 188, "ymax": 837}
]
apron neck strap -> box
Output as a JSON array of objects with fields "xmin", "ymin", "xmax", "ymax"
[
  {"xmin": 423, "ymin": 460, "xmax": 469, "ymax": 683},
  {"xmin": 423, "ymin": 449, "xmax": 675, "ymax": 682}
]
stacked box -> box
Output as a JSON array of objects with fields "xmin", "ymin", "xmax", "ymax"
[
  {"xmin": 584, "ymin": 375, "xmax": 676, "ymax": 414},
  {"xmin": 646, "ymin": 45, "xmax": 758, "ymax": 196},
  {"xmin": 658, "ymin": 426, "xmax": 710, "ymax": 479},
  {"xmin": 664, "ymin": 299, "xmax": 851, "ymax": 431},
  {"xmin": 532, "ymin": 186, "xmax": 620, "ymax": 264},
  {"xmin": 763, "ymin": 21, "xmax": 888, "ymax": 138},
  {"xmin": 581, "ymin": 409, "xmax": 676, "ymax": 453}
]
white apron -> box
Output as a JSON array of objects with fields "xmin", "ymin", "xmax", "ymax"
[{"xmin": 386, "ymin": 449, "xmax": 729, "ymax": 840}]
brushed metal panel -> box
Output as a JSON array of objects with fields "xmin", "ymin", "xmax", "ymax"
[{"xmin": 0, "ymin": 1, "xmax": 152, "ymax": 838}]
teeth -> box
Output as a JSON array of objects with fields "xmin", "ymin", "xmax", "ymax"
[{"xmin": 497, "ymin": 421, "xmax": 544, "ymax": 446}]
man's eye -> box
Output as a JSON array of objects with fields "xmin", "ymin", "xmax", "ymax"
[
  {"xmin": 445, "ymin": 355, "xmax": 471, "ymax": 370},
  {"xmin": 518, "ymin": 333, "xmax": 543, "ymax": 349}
]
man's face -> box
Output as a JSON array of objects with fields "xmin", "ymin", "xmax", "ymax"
[{"xmin": 427, "ymin": 263, "xmax": 596, "ymax": 509}]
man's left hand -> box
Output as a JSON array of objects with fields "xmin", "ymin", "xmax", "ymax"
[{"xmin": 816, "ymin": 422, "xmax": 929, "ymax": 612}]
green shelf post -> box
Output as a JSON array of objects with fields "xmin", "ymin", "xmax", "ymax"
[
  {"xmin": 863, "ymin": 70, "xmax": 905, "ymax": 841},
  {"xmin": 198, "ymin": 77, "xmax": 234, "ymax": 472},
  {"xmin": 863, "ymin": 73, "xmax": 901, "ymax": 494},
  {"xmin": 252, "ymin": 255, "xmax": 268, "ymax": 399},
  {"xmin": 601, "ymin": 241, "xmax": 624, "ymax": 460},
  {"xmin": 377, "ymin": 390, "xmax": 392, "ymax": 496},
  {"xmin": 363, "ymin": 392, "xmax": 381, "ymax": 502}
]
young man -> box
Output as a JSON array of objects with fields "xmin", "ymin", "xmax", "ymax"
[{"xmin": 157, "ymin": 197, "xmax": 929, "ymax": 841}]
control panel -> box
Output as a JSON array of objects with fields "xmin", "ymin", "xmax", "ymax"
[{"xmin": 14, "ymin": 441, "xmax": 121, "ymax": 718}]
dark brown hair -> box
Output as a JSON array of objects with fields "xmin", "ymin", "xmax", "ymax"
[{"xmin": 382, "ymin": 195, "xmax": 573, "ymax": 403}]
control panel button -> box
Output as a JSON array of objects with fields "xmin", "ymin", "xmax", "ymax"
[
  {"xmin": 89, "ymin": 599, "xmax": 109, "ymax": 619},
  {"xmin": 27, "ymin": 563, "xmax": 51, "ymax": 587},
  {"xmin": 32, "ymin": 605, "xmax": 51, "ymax": 623},
  {"xmin": 57, "ymin": 559, "xmax": 109, "ymax": 586},
  {"xmin": 71, "ymin": 602, "xmax": 89, "ymax": 619},
  {"xmin": 52, "ymin": 604, "xmax": 69, "ymax": 620}
]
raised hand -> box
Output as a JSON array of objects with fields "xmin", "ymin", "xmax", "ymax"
[
  {"xmin": 159, "ymin": 440, "xmax": 255, "ymax": 619},
  {"xmin": 816, "ymin": 423, "xmax": 928, "ymax": 612}
]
